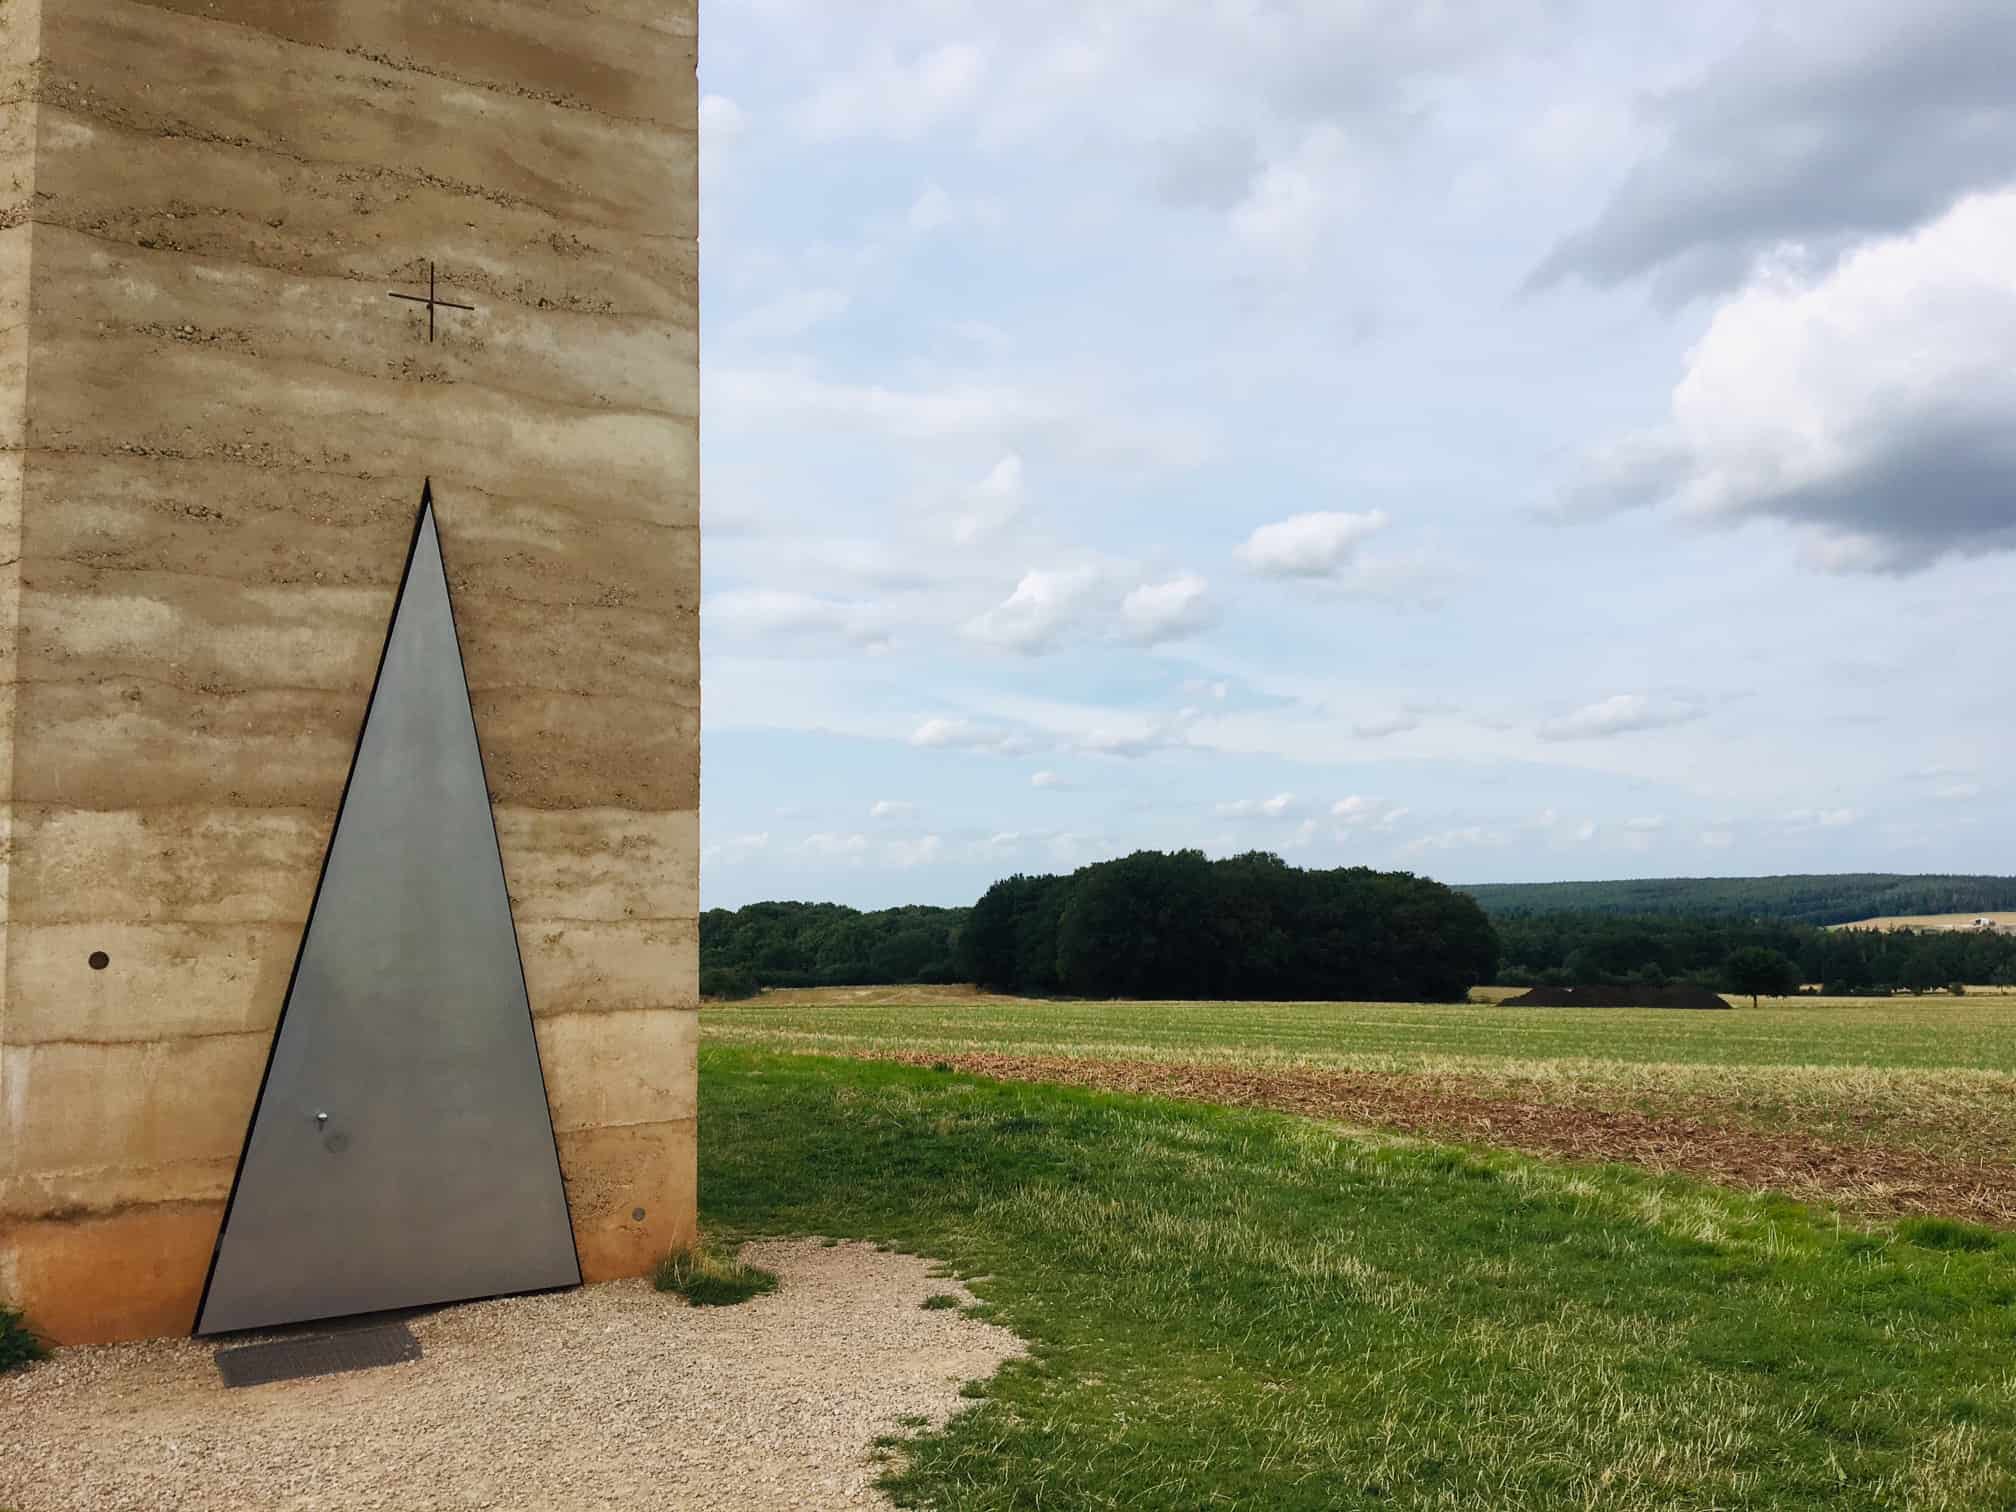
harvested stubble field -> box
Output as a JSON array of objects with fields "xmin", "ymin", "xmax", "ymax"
[{"xmin": 707, "ymin": 987, "xmax": 2016, "ymax": 1225}]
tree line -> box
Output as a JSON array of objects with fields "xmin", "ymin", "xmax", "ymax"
[
  {"xmin": 705, "ymin": 851, "xmax": 1496, "ymax": 1002},
  {"xmin": 698, "ymin": 901, "xmax": 964, "ymax": 1000},
  {"xmin": 965, "ymin": 851, "xmax": 1495, "ymax": 1001},
  {"xmin": 1498, "ymin": 912, "xmax": 2016, "ymax": 993},
  {"xmin": 1465, "ymin": 873, "xmax": 2016, "ymax": 925},
  {"xmin": 701, "ymin": 875, "xmax": 2016, "ymax": 1002}
]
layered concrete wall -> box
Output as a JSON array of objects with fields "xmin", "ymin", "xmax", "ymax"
[{"xmin": 0, "ymin": 0, "xmax": 699, "ymax": 1344}]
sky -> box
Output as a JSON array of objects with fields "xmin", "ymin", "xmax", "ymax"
[{"xmin": 696, "ymin": 0, "xmax": 2016, "ymax": 911}]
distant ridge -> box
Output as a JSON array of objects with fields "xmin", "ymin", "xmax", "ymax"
[{"xmin": 1459, "ymin": 873, "xmax": 2016, "ymax": 926}]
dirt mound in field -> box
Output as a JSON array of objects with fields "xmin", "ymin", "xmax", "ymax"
[{"xmin": 1501, "ymin": 984, "xmax": 1732, "ymax": 1010}]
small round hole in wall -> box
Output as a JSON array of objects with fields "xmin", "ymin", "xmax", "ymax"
[
  {"xmin": 88, "ymin": 951, "xmax": 110, "ymax": 971},
  {"xmin": 631, "ymin": 1207, "xmax": 647, "ymax": 1222}
]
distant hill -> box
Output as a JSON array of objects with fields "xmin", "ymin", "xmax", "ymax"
[{"xmin": 1460, "ymin": 874, "xmax": 2016, "ymax": 926}]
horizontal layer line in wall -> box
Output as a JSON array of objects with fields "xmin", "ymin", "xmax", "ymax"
[
  {"xmin": 121, "ymin": 0, "xmax": 697, "ymax": 132},
  {"xmin": 29, "ymin": 101, "xmax": 695, "ymax": 244}
]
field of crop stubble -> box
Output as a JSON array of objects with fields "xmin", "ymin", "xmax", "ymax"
[{"xmin": 707, "ymin": 987, "xmax": 2016, "ymax": 1225}]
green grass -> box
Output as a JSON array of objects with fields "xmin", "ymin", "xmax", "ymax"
[
  {"xmin": 701, "ymin": 1044, "xmax": 2016, "ymax": 1511},
  {"xmin": 0, "ymin": 1309, "xmax": 44, "ymax": 1375},
  {"xmin": 651, "ymin": 1240, "xmax": 780, "ymax": 1307}
]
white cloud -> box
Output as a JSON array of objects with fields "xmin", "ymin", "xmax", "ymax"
[
  {"xmin": 1230, "ymin": 124, "xmax": 1357, "ymax": 267},
  {"xmin": 800, "ymin": 832, "xmax": 869, "ymax": 859},
  {"xmin": 725, "ymin": 287, "xmax": 851, "ymax": 346},
  {"xmin": 1403, "ymin": 826, "xmax": 1508, "ymax": 855},
  {"xmin": 1120, "ymin": 573, "xmax": 1213, "ymax": 644},
  {"xmin": 1332, "ymin": 795, "xmax": 1408, "ymax": 829},
  {"xmin": 1235, "ymin": 510, "xmax": 1388, "ymax": 577},
  {"xmin": 885, "ymin": 834, "xmax": 944, "ymax": 868},
  {"xmin": 1030, "ymin": 770, "xmax": 1065, "ymax": 789},
  {"xmin": 803, "ymin": 42, "xmax": 986, "ymax": 141},
  {"xmin": 1538, "ymin": 694, "xmax": 1704, "ymax": 742},
  {"xmin": 1625, "ymin": 816, "xmax": 1667, "ymax": 833},
  {"xmin": 1074, "ymin": 709, "xmax": 1199, "ymax": 759},
  {"xmin": 700, "ymin": 94, "xmax": 749, "ymax": 140},
  {"xmin": 1562, "ymin": 189, "xmax": 2016, "ymax": 571},
  {"xmin": 1701, "ymin": 828, "xmax": 1736, "ymax": 849},
  {"xmin": 701, "ymin": 831, "xmax": 770, "ymax": 865},
  {"xmin": 707, "ymin": 588, "xmax": 891, "ymax": 652},
  {"xmin": 904, "ymin": 183, "xmax": 1000, "ymax": 235},
  {"xmin": 909, "ymin": 183, "xmax": 957, "ymax": 233},
  {"xmin": 710, "ymin": 366, "xmax": 1209, "ymax": 467},
  {"xmin": 965, "ymin": 567, "xmax": 1102, "ymax": 654},
  {"xmin": 1935, "ymin": 782, "xmax": 1983, "ymax": 801},
  {"xmin": 951, "ymin": 454, "xmax": 1025, "ymax": 543},
  {"xmin": 870, "ymin": 800, "xmax": 915, "ymax": 819},
  {"xmin": 910, "ymin": 717, "xmax": 1031, "ymax": 755},
  {"xmin": 1217, "ymin": 793, "xmax": 1297, "ymax": 819},
  {"xmin": 1784, "ymin": 807, "xmax": 1861, "ymax": 830},
  {"xmin": 1048, "ymin": 831, "xmax": 1118, "ymax": 867}
]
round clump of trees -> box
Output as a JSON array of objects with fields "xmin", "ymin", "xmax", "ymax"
[{"xmin": 962, "ymin": 850, "xmax": 1498, "ymax": 1003}]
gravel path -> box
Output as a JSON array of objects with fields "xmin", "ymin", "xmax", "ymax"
[{"xmin": 1, "ymin": 1239, "xmax": 1025, "ymax": 1511}]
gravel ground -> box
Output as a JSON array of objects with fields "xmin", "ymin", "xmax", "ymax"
[{"xmin": 0, "ymin": 1239, "xmax": 1025, "ymax": 1512}]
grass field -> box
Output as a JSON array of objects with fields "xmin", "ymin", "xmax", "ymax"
[
  {"xmin": 701, "ymin": 1046, "xmax": 2016, "ymax": 1510},
  {"xmin": 707, "ymin": 988, "xmax": 2016, "ymax": 1222}
]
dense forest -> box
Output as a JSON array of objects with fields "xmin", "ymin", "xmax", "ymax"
[
  {"xmin": 1497, "ymin": 913, "xmax": 2016, "ymax": 992},
  {"xmin": 1463, "ymin": 873, "xmax": 2016, "ymax": 924},
  {"xmin": 701, "ymin": 871, "xmax": 2016, "ymax": 1000},
  {"xmin": 967, "ymin": 851, "xmax": 1496, "ymax": 1001},
  {"xmin": 704, "ymin": 851, "xmax": 1495, "ymax": 1002},
  {"xmin": 698, "ymin": 901, "xmax": 965, "ymax": 1000}
]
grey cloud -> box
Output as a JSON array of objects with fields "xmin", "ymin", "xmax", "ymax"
[
  {"xmin": 1547, "ymin": 433, "xmax": 1692, "ymax": 522},
  {"xmin": 1558, "ymin": 187, "xmax": 2016, "ymax": 573},
  {"xmin": 1152, "ymin": 129, "xmax": 1260, "ymax": 210},
  {"xmin": 1531, "ymin": 1, "xmax": 2016, "ymax": 296},
  {"xmin": 1351, "ymin": 711, "xmax": 1420, "ymax": 739},
  {"xmin": 1768, "ymin": 411, "xmax": 2016, "ymax": 573}
]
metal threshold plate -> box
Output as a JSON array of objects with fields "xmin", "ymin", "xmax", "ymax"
[{"xmin": 214, "ymin": 1322, "xmax": 423, "ymax": 1389}]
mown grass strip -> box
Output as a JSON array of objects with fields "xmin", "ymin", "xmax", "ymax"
[{"xmin": 700, "ymin": 1045, "xmax": 2016, "ymax": 1511}]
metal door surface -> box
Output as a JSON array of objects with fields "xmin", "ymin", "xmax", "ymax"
[{"xmin": 196, "ymin": 489, "xmax": 580, "ymax": 1335}]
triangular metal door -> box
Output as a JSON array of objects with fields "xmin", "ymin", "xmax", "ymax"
[{"xmin": 196, "ymin": 485, "xmax": 579, "ymax": 1335}]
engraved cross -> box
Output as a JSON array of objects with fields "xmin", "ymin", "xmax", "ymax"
[{"xmin": 387, "ymin": 262, "xmax": 476, "ymax": 343}]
